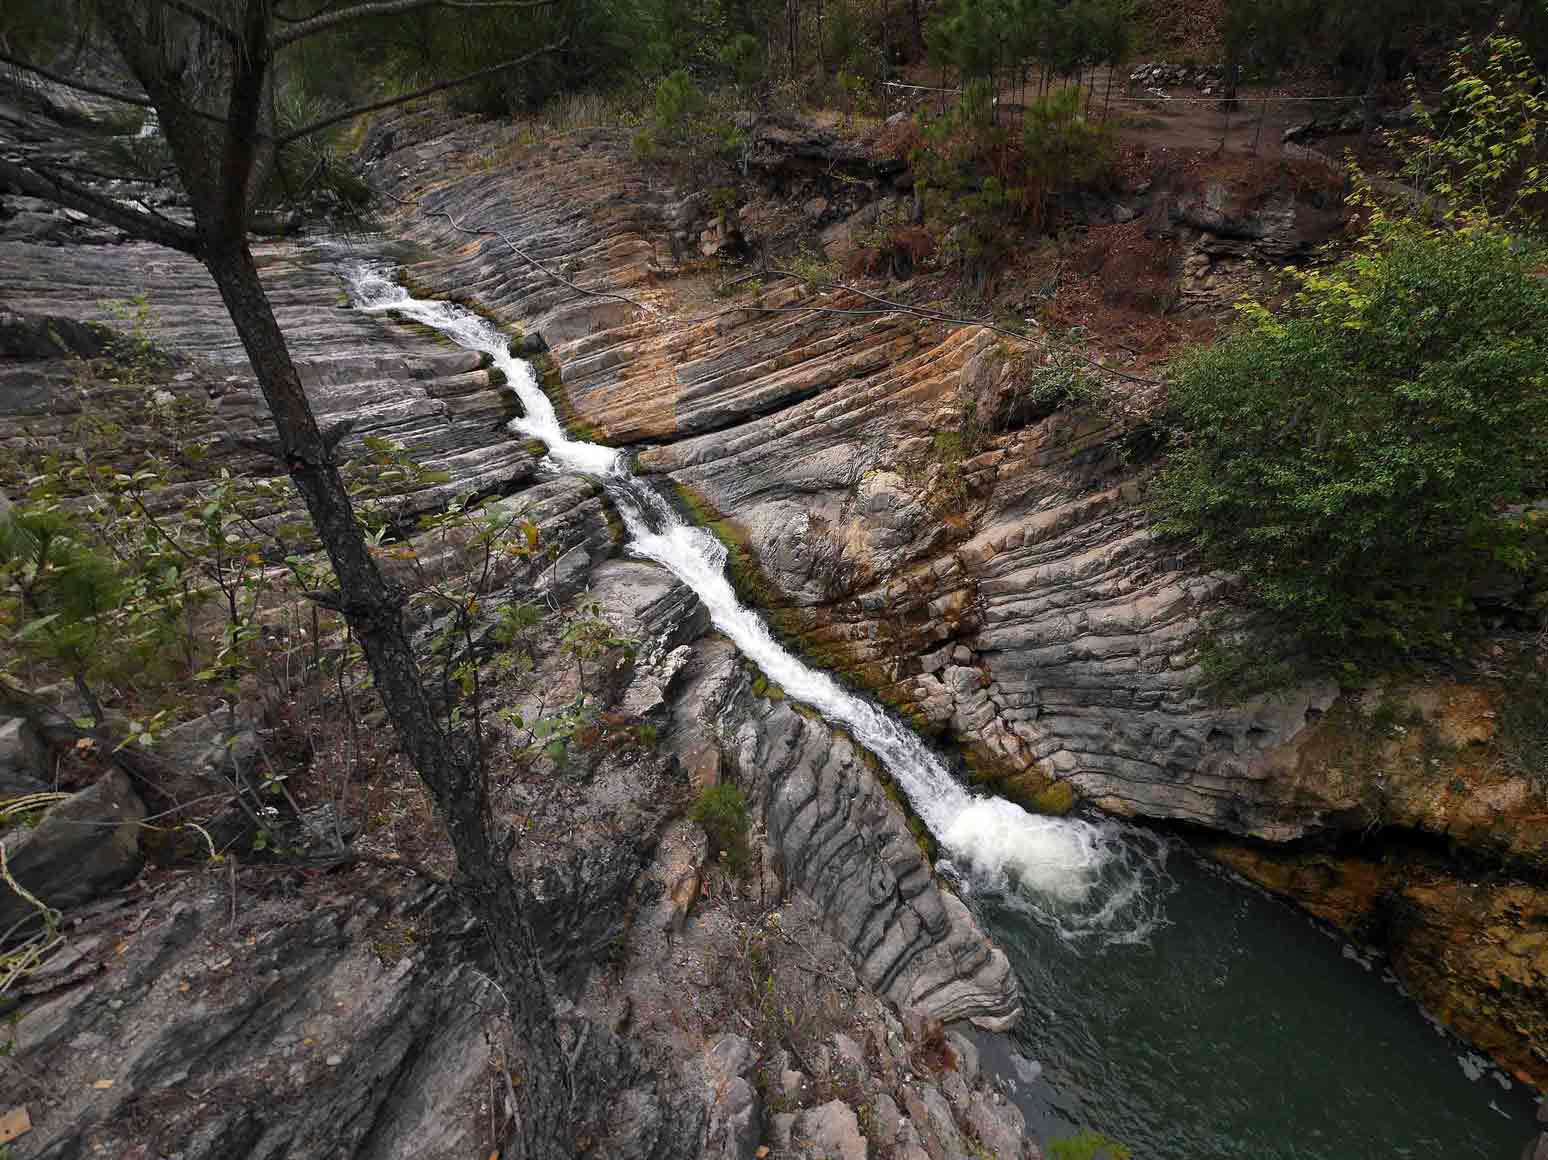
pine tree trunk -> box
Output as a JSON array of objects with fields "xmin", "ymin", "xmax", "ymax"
[
  {"xmin": 789, "ymin": 0, "xmax": 800, "ymax": 78},
  {"xmin": 201, "ymin": 238, "xmax": 574, "ymax": 1159},
  {"xmin": 38, "ymin": 6, "xmax": 584, "ymax": 1153}
]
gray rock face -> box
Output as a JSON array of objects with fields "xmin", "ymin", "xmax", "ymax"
[
  {"xmin": 629, "ymin": 317, "xmax": 1341, "ymax": 836},
  {"xmin": 0, "ymin": 715, "xmax": 50, "ymax": 795},
  {"xmin": 1526, "ymin": 1099, "xmax": 1548, "ymax": 1160},
  {"xmin": 0, "ymin": 97, "xmax": 1393, "ymax": 1156},
  {"xmin": 0, "ymin": 769, "xmax": 145, "ymax": 933},
  {"xmin": 673, "ymin": 641, "xmax": 1020, "ymax": 1027},
  {"xmin": 962, "ymin": 1089, "xmax": 1028, "ymax": 1158},
  {"xmin": 793, "ymin": 1100, "xmax": 867, "ymax": 1160},
  {"xmin": 0, "ymin": 239, "xmax": 537, "ymax": 513},
  {"xmin": 151, "ymin": 709, "xmax": 260, "ymax": 801},
  {"xmin": 354, "ymin": 121, "xmax": 1371, "ymax": 842},
  {"xmin": 4, "ymin": 865, "xmax": 699, "ymax": 1160},
  {"xmin": 704, "ymin": 1034, "xmax": 761, "ymax": 1160},
  {"xmin": 8, "ymin": 878, "xmax": 492, "ymax": 1159}
]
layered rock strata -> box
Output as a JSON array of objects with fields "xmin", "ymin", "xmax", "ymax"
[
  {"xmin": 369, "ymin": 119, "xmax": 1338, "ymax": 838},
  {"xmin": 360, "ymin": 112, "xmax": 1544, "ymax": 1085},
  {"xmin": 1, "ymin": 116, "xmax": 1028, "ymax": 1157}
]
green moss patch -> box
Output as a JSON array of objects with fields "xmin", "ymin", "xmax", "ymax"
[
  {"xmin": 671, "ymin": 482, "xmax": 787, "ymax": 612},
  {"xmin": 528, "ymin": 350, "xmax": 608, "ymax": 444},
  {"xmin": 964, "ymin": 744, "xmax": 1078, "ymax": 816}
]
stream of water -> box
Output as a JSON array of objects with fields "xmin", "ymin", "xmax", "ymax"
[
  {"xmin": 346, "ymin": 265, "xmax": 1541, "ymax": 1157},
  {"xmin": 347, "ymin": 263, "xmax": 1162, "ymax": 941}
]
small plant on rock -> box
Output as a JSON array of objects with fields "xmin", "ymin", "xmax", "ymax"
[{"xmin": 690, "ymin": 782, "xmax": 752, "ymax": 876}]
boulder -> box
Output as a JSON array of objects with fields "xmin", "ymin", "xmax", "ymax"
[
  {"xmin": 0, "ymin": 716, "xmax": 50, "ymax": 795},
  {"xmin": 0, "ymin": 769, "xmax": 145, "ymax": 932},
  {"xmin": 963, "ymin": 1090, "xmax": 1029, "ymax": 1158},
  {"xmin": 151, "ymin": 709, "xmax": 259, "ymax": 800},
  {"xmin": 705, "ymin": 1034, "xmax": 760, "ymax": 1160},
  {"xmin": 793, "ymin": 1100, "xmax": 867, "ymax": 1160}
]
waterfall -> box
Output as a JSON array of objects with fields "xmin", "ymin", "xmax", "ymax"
[{"xmin": 346, "ymin": 264, "xmax": 1169, "ymax": 944}]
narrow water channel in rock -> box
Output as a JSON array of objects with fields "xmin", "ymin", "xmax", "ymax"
[
  {"xmin": 347, "ymin": 264, "xmax": 1541, "ymax": 1158},
  {"xmin": 347, "ymin": 262, "xmax": 1159, "ymax": 940}
]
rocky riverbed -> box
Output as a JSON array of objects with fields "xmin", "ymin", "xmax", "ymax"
[{"xmin": 2, "ymin": 80, "xmax": 1544, "ymax": 1157}]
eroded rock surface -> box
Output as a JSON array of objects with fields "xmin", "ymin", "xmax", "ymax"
[
  {"xmin": 670, "ymin": 639, "xmax": 1020, "ymax": 1028},
  {"xmin": 1, "ymin": 110, "xmax": 1027, "ymax": 1156},
  {"xmin": 357, "ymin": 115, "xmax": 1544, "ymax": 1085},
  {"xmin": 4, "ymin": 92, "xmax": 1544, "ymax": 1151},
  {"xmin": 363, "ymin": 122, "xmax": 1349, "ymax": 841}
]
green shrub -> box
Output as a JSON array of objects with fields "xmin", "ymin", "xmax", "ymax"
[
  {"xmin": 630, "ymin": 70, "xmax": 742, "ymax": 182},
  {"xmin": 0, "ymin": 508, "xmax": 130, "ymax": 684},
  {"xmin": 689, "ymin": 783, "xmax": 752, "ymax": 876},
  {"xmin": 1190, "ymin": 623, "xmax": 1306, "ymax": 702},
  {"xmin": 1020, "ymin": 340, "xmax": 1107, "ymax": 415},
  {"xmin": 1151, "ymin": 220, "xmax": 1548, "ymax": 660},
  {"xmin": 1022, "ymin": 87, "xmax": 1114, "ymax": 207},
  {"xmin": 910, "ymin": 84, "xmax": 1112, "ymax": 291},
  {"xmin": 1390, "ymin": 32, "xmax": 1548, "ymax": 232}
]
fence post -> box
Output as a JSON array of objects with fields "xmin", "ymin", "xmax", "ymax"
[{"xmin": 1251, "ymin": 96, "xmax": 1266, "ymax": 155}]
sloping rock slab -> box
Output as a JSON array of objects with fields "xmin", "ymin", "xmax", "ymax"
[
  {"xmin": 5, "ymin": 867, "xmax": 707, "ymax": 1160},
  {"xmin": 0, "ymin": 769, "xmax": 144, "ymax": 933}
]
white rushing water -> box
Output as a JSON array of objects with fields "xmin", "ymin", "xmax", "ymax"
[{"xmin": 347, "ymin": 264, "xmax": 1168, "ymax": 943}]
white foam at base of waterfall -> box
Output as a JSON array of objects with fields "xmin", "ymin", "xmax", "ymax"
[{"xmin": 346, "ymin": 263, "xmax": 1170, "ymax": 945}]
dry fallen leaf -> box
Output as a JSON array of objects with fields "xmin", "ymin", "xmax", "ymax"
[
  {"xmin": 178, "ymin": 981, "xmax": 191, "ymax": 993},
  {"xmin": 92, "ymin": 1079, "xmax": 114, "ymax": 1090},
  {"xmin": 0, "ymin": 1105, "xmax": 33, "ymax": 1144},
  {"xmin": 755, "ymin": 1148, "xmax": 770, "ymax": 1159}
]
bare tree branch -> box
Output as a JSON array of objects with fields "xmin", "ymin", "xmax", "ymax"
[
  {"xmin": 0, "ymin": 158, "xmax": 202, "ymax": 254},
  {"xmin": 273, "ymin": 0, "xmax": 347, "ymax": 23},
  {"xmin": 149, "ymin": 0, "xmax": 241, "ymax": 41},
  {"xmin": 274, "ymin": 39, "xmax": 566, "ymax": 145},
  {"xmin": 0, "ymin": 50, "xmax": 154, "ymax": 108},
  {"xmin": 274, "ymin": 0, "xmax": 561, "ymax": 48},
  {"xmin": 0, "ymin": 50, "xmax": 233, "ymax": 127}
]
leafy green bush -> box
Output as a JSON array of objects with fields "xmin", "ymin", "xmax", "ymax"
[
  {"xmin": 1390, "ymin": 32, "xmax": 1548, "ymax": 232},
  {"xmin": 1151, "ymin": 220, "xmax": 1548, "ymax": 659},
  {"xmin": 1019, "ymin": 338, "xmax": 1107, "ymax": 415},
  {"xmin": 0, "ymin": 508, "xmax": 129, "ymax": 687},
  {"xmin": 1022, "ymin": 86, "xmax": 1114, "ymax": 222},
  {"xmin": 689, "ymin": 782, "xmax": 752, "ymax": 876}
]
